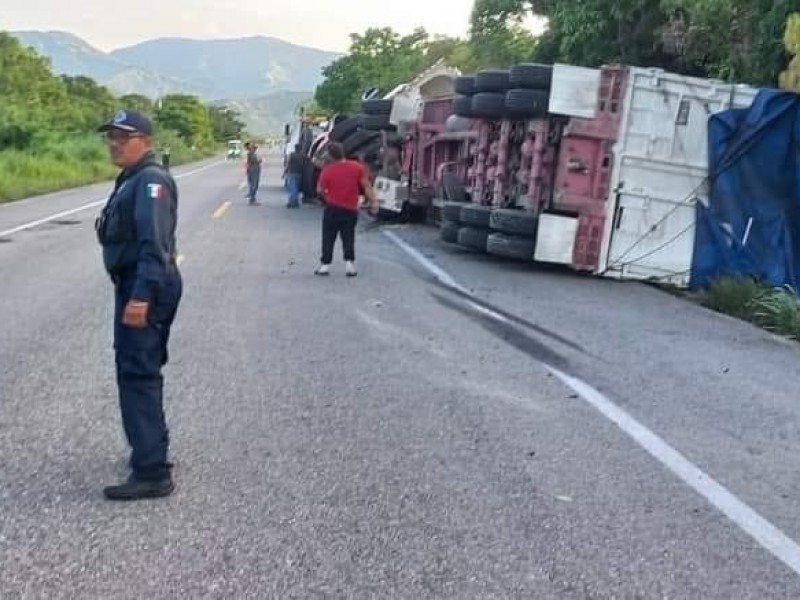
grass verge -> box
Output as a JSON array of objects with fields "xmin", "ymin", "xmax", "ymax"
[
  {"xmin": 0, "ymin": 132, "xmax": 215, "ymax": 203},
  {"xmin": 702, "ymin": 276, "xmax": 800, "ymax": 341}
]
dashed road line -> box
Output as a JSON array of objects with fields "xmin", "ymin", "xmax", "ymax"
[{"xmin": 211, "ymin": 201, "xmax": 231, "ymax": 219}]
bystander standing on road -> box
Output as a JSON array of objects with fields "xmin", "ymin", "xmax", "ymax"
[
  {"xmin": 284, "ymin": 144, "xmax": 305, "ymax": 208},
  {"xmin": 245, "ymin": 141, "xmax": 263, "ymax": 205},
  {"xmin": 94, "ymin": 110, "xmax": 182, "ymax": 501},
  {"xmin": 315, "ymin": 142, "xmax": 378, "ymax": 277}
]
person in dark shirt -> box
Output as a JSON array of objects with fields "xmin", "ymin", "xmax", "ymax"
[
  {"xmin": 245, "ymin": 141, "xmax": 263, "ymax": 205},
  {"xmin": 95, "ymin": 110, "xmax": 182, "ymax": 501},
  {"xmin": 285, "ymin": 144, "xmax": 305, "ymax": 208}
]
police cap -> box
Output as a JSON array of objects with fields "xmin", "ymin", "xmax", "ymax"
[{"xmin": 98, "ymin": 110, "xmax": 153, "ymax": 136}]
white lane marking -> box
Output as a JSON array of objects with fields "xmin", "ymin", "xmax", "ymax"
[
  {"xmin": 0, "ymin": 160, "xmax": 225, "ymax": 239},
  {"xmin": 382, "ymin": 230, "xmax": 467, "ymax": 293},
  {"xmin": 382, "ymin": 230, "xmax": 514, "ymax": 324},
  {"xmin": 382, "ymin": 228, "xmax": 800, "ymax": 577},
  {"xmin": 551, "ymin": 369, "xmax": 800, "ymax": 575},
  {"xmin": 0, "ymin": 200, "xmax": 106, "ymax": 239}
]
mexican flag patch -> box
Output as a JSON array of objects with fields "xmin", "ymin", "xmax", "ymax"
[{"xmin": 147, "ymin": 183, "xmax": 164, "ymax": 199}]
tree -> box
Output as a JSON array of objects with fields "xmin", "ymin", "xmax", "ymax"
[
  {"xmin": 468, "ymin": 0, "xmax": 539, "ymax": 68},
  {"xmin": 424, "ymin": 35, "xmax": 474, "ymax": 70},
  {"xmin": 119, "ymin": 94, "xmax": 156, "ymax": 116},
  {"xmin": 522, "ymin": 0, "xmax": 673, "ymax": 69},
  {"xmin": 61, "ymin": 75, "xmax": 117, "ymax": 131},
  {"xmin": 155, "ymin": 95, "xmax": 214, "ymax": 148},
  {"xmin": 208, "ymin": 105, "xmax": 245, "ymax": 141},
  {"xmin": 780, "ymin": 12, "xmax": 800, "ymax": 89},
  {"xmin": 315, "ymin": 28, "xmax": 430, "ymax": 113},
  {"xmin": 0, "ymin": 32, "xmax": 69, "ymax": 132},
  {"xmin": 660, "ymin": 0, "xmax": 799, "ymax": 85}
]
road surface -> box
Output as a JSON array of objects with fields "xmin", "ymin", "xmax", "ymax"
[{"xmin": 2, "ymin": 155, "xmax": 800, "ymax": 598}]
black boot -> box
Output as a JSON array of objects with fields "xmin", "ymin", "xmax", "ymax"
[{"xmin": 103, "ymin": 476, "xmax": 174, "ymax": 501}]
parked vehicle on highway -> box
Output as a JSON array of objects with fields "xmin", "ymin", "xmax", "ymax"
[{"xmin": 226, "ymin": 139, "xmax": 243, "ymax": 160}]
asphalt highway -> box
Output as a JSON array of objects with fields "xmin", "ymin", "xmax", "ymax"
[{"xmin": 2, "ymin": 155, "xmax": 799, "ymax": 598}]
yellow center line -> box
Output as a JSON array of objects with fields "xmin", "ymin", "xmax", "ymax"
[
  {"xmin": 176, "ymin": 254, "xmax": 185, "ymax": 266},
  {"xmin": 212, "ymin": 201, "xmax": 231, "ymax": 219}
]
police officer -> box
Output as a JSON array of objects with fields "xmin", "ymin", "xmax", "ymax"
[{"xmin": 95, "ymin": 110, "xmax": 182, "ymax": 501}]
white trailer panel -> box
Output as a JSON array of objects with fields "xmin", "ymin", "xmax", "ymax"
[{"xmin": 599, "ymin": 67, "xmax": 759, "ymax": 285}]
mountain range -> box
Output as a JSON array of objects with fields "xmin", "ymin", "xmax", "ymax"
[{"xmin": 10, "ymin": 30, "xmax": 341, "ymax": 133}]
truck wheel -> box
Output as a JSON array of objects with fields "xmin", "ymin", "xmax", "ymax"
[
  {"xmin": 457, "ymin": 226, "xmax": 490, "ymax": 252},
  {"xmin": 489, "ymin": 208, "xmax": 538, "ymax": 236},
  {"xmin": 471, "ymin": 93, "xmax": 506, "ymax": 120},
  {"xmin": 361, "ymin": 98, "xmax": 393, "ymax": 115},
  {"xmin": 474, "ymin": 69, "xmax": 511, "ymax": 93},
  {"xmin": 454, "ymin": 95, "xmax": 474, "ymax": 118},
  {"xmin": 442, "ymin": 201, "xmax": 464, "ymax": 222},
  {"xmin": 330, "ymin": 115, "xmax": 364, "ymax": 142},
  {"xmin": 509, "ymin": 63, "xmax": 553, "ymax": 90},
  {"xmin": 505, "ymin": 89, "xmax": 549, "ymax": 118},
  {"xmin": 454, "ymin": 75, "xmax": 476, "ymax": 95},
  {"xmin": 487, "ymin": 232, "xmax": 536, "ymax": 260},
  {"xmin": 460, "ymin": 204, "xmax": 493, "ymax": 227},
  {"xmin": 440, "ymin": 220, "xmax": 460, "ymax": 244},
  {"xmin": 363, "ymin": 113, "xmax": 394, "ymax": 131},
  {"xmin": 343, "ymin": 130, "xmax": 380, "ymax": 155}
]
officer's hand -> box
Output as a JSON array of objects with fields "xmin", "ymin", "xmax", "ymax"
[
  {"xmin": 368, "ymin": 203, "xmax": 379, "ymax": 217},
  {"xmin": 123, "ymin": 300, "xmax": 149, "ymax": 328}
]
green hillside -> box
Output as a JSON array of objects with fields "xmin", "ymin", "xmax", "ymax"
[{"xmin": 0, "ymin": 32, "xmax": 244, "ymax": 202}]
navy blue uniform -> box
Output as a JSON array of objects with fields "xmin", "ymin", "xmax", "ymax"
[{"xmin": 96, "ymin": 151, "xmax": 182, "ymax": 482}]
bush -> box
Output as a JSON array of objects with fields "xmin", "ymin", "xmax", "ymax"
[
  {"xmin": 705, "ymin": 276, "xmax": 763, "ymax": 321},
  {"xmin": 751, "ymin": 286, "xmax": 800, "ymax": 340},
  {"xmin": 704, "ymin": 276, "xmax": 800, "ymax": 340}
]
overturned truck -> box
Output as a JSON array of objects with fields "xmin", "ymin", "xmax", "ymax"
[
  {"xmin": 312, "ymin": 60, "xmax": 796, "ymax": 289},
  {"xmin": 405, "ymin": 62, "xmax": 761, "ymax": 287}
]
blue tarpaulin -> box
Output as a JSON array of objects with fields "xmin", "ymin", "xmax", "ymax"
[{"xmin": 690, "ymin": 89, "xmax": 800, "ymax": 292}]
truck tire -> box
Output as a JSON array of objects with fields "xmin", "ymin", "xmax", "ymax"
[
  {"xmin": 509, "ymin": 63, "xmax": 553, "ymax": 90},
  {"xmin": 489, "ymin": 208, "xmax": 538, "ymax": 236},
  {"xmin": 361, "ymin": 98, "xmax": 393, "ymax": 115},
  {"xmin": 440, "ymin": 220, "xmax": 460, "ymax": 244},
  {"xmin": 363, "ymin": 113, "xmax": 395, "ymax": 131},
  {"xmin": 471, "ymin": 93, "xmax": 506, "ymax": 120},
  {"xmin": 457, "ymin": 226, "xmax": 490, "ymax": 252},
  {"xmin": 329, "ymin": 115, "xmax": 364, "ymax": 142},
  {"xmin": 358, "ymin": 138, "xmax": 384, "ymax": 162},
  {"xmin": 487, "ymin": 232, "xmax": 536, "ymax": 260},
  {"xmin": 343, "ymin": 130, "xmax": 380, "ymax": 155},
  {"xmin": 460, "ymin": 204, "xmax": 493, "ymax": 227},
  {"xmin": 505, "ymin": 89, "xmax": 549, "ymax": 118},
  {"xmin": 454, "ymin": 75, "xmax": 476, "ymax": 95},
  {"xmin": 474, "ymin": 69, "xmax": 511, "ymax": 93},
  {"xmin": 442, "ymin": 201, "xmax": 464, "ymax": 222},
  {"xmin": 454, "ymin": 95, "xmax": 474, "ymax": 118}
]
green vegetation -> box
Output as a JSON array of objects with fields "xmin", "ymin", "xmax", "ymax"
[
  {"xmin": 704, "ymin": 277, "xmax": 800, "ymax": 341},
  {"xmin": 315, "ymin": 1, "xmax": 800, "ymax": 113},
  {"xmin": 0, "ymin": 31, "xmax": 246, "ymax": 203}
]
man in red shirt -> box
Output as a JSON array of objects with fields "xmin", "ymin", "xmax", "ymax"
[{"xmin": 315, "ymin": 142, "xmax": 378, "ymax": 277}]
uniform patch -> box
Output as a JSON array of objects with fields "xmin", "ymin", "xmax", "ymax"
[{"xmin": 147, "ymin": 183, "xmax": 164, "ymax": 199}]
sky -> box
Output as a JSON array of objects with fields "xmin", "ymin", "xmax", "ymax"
[{"xmin": 5, "ymin": 0, "xmax": 488, "ymax": 52}]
